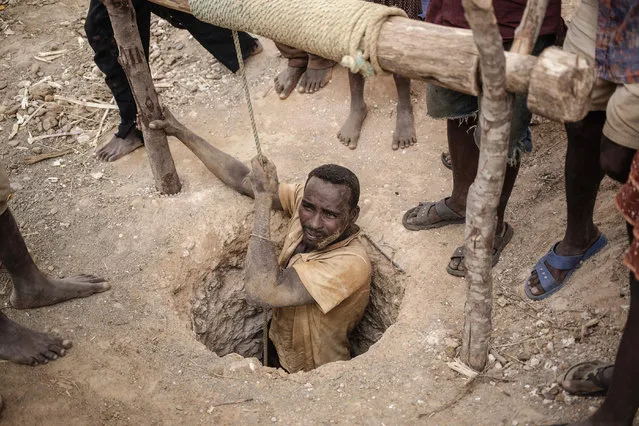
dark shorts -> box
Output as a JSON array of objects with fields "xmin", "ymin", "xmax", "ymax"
[{"xmin": 426, "ymin": 34, "xmax": 556, "ymax": 163}]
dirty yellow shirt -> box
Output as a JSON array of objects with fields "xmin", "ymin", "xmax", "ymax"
[{"xmin": 269, "ymin": 183, "xmax": 371, "ymax": 373}]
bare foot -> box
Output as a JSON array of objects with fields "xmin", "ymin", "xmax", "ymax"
[
  {"xmin": 338, "ymin": 105, "xmax": 368, "ymax": 150},
  {"xmin": 392, "ymin": 106, "xmax": 417, "ymax": 150},
  {"xmin": 95, "ymin": 131, "xmax": 143, "ymax": 162},
  {"xmin": 0, "ymin": 312, "xmax": 71, "ymax": 365},
  {"xmin": 10, "ymin": 274, "xmax": 109, "ymax": 310},
  {"xmin": 274, "ymin": 66, "xmax": 306, "ymax": 100},
  {"xmin": 298, "ymin": 67, "xmax": 332, "ymax": 94}
]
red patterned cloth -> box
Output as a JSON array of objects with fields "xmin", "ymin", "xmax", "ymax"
[
  {"xmin": 425, "ymin": 0, "xmax": 562, "ymax": 41},
  {"xmin": 616, "ymin": 152, "xmax": 639, "ymax": 279}
]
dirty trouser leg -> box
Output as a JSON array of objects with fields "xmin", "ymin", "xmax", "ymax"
[
  {"xmin": 148, "ymin": 5, "xmax": 257, "ymax": 73},
  {"xmin": 84, "ymin": 0, "xmax": 151, "ymax": 138},
  {"xmin": 274, "ymin": 42, "xmax": 309, "ymax": 68},
  {"xmin": 307, "ymin": 54, "xmax": 335, "ymax": 70}
]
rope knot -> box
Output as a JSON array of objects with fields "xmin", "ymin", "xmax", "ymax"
[{"xmin": 340, "ymin": 51, "xmax": 375, "ymax": 78}]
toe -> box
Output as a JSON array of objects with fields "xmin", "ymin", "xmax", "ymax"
[
  {"xmin": 48, "ymin": 344, "xmax": 65, "ymax": 356},
  {"xmin": 392, "ymin": 140, "xmax": 399, "ymax": 150},
  {"xmin": 33, "ymin": 354, "xmax": 48, "ymax": 364},
  {"xmin": 43, "ymin": 350, "xmax": 58, "ymax": 360}
]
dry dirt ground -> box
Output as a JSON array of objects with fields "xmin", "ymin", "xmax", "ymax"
[{"xmin": 0, "ymin": 0, "xmax": 633, "ymax": 424}]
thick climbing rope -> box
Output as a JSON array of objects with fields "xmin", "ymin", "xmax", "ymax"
[
  {"xmin": 231, "ymin": 29, "xmax": 269, "ymax": 366},
  {"xmin": 190, "ymin": 0, "xmax": 406, "ymax": 76},
  {"xmin": 231, "ymin": 31, "xmax": 264, "ymax": 166}
]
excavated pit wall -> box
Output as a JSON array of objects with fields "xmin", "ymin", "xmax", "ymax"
[{"xmin": 190, "ymin": 214, "xmax": 405, "ymax": 362}]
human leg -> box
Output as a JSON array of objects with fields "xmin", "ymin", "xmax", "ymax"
[
  {"xmin": 0, "ymin": 209, "xmax": 109, "ymax": 309},
  {"xmin": 85, "ymin": 0, "xmax": 147, "ymax": 161},
  {"xmin": 392, "ymin": 74, "xmax": 417, "ymax": 150},
  {"xmin": 273, "ymin": 42, "xmax": 308, "ymax": 100},
  {"xmin": 0, "ymin": 167, "xmax": 107, "ymax": 365},
  {"xmin": 525, "ymin": 112, "xmax": 606, "ymax": 298},
  {"xmin": 149, "ymin": 5, "xmax": 261, "ymax": 73},
  {"xmin": 527, "ymin": 80, "xmax": 639, "ymax": 298},
  {"xmin": 337, "ymin": 72, "xmax": 367, "ymax": 150}
]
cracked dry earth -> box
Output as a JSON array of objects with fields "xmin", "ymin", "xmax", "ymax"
[{"xmin": 0, "ymin": 0, "xmax": 633, "ymax": 424}]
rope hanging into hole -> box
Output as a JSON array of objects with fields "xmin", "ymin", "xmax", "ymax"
[
  {"xmin": 190, "ymin": 0, "xmax": 406, "ymax": 77},
  {"xmin": 231, "ymin": 29, "xmax": 269, "ymax": 365}
]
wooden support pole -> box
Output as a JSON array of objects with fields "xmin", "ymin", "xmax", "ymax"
[
  {"xmin": 459, "ymin": 0, "xmax": 511, "ymax": 372},
  {"xmin": 102, "ymin": 0, "xmax": 181, "ymax": 195},
  {"xmin": 147, "ymin": 0, "xmax": 594, "ymax": 123},
  {"xmin": 510, "ymin": 0, "xmax": 549, "ymax": 54},
  {"xmin": 460, "ymin": 0, "xmax": 549, "ymax": 371}
]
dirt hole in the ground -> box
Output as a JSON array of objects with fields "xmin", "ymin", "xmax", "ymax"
[{"xmin": 189, "ymin": 227, "xmax": 405, "ymax": 363}]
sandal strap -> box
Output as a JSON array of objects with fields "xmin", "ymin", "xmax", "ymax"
[
  {"xmin": 545, "ymin": 243, "xmax": 585, "ymax": 270},
  {"xmin": 433, "ymin": 198, "xmax": 463, "ymax": 221},
  {"xmin": 589, "ymin": 364, "xmax": 614, "ymax": 389}
]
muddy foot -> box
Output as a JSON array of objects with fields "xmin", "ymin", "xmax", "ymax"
[
  {"xmin": 298, "ymin": 67, "xmax": 332, "ymax": 94},
  {"xmin": 392, "ymin": 107, "xmax": 417, "ymax": 150},
  {"xmin": 337, "ymin": 106, "xmax": 368, "ymax": 150},
  {"xmin": 274, "ymin": 66, "xmax": 306, "ymax": 100},
  {"xmin": 0, "ymin": 312, "xmax": 71, "ymax": 365},
  {"xmin": 10, "ymin": 274, "xmax": 109, "ymax": 309},
  {"xmin": 95, "ymin": 131, "xmax": 143, "ymax": 162}
]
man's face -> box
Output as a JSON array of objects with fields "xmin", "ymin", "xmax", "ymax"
[{"xmin": 299, "ymin": 177, "xmax": 359, "ymax": 250}]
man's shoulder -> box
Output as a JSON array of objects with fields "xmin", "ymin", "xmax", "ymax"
[
  {"xmin": 279, "ymin": 183, "xmax": 304, "ymax": 216},
  {"xmin": 320, "ymin": 236, "xmax": 372, "ymax": 271}
]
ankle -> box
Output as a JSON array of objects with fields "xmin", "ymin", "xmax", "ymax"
[
  {"xmin": 446, "ymin": 196, "xmax": 466, "ymax": 215},
  {"xmin": 560, "ymin": 227, "xmax": 600, "ymax": 253}
]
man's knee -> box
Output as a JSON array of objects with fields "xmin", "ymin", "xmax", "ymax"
[{"xmin": 600, "ymin": 136, "xmax": 635, "ymax": 183}]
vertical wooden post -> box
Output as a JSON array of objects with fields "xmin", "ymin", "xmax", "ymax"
[
  {"xmin": 460, "ymin": 0, "xmax": 512, "ymax": 371},
  {"xmin": 460, "ymin": 0, "xmax": 548, "ymax": 371},
  {"xmin": 101, "ymin": 0, "xmax": 181, "ymax": 195}
]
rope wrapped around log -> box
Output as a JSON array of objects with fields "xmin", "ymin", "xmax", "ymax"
[{"xmin": 188, "ymin": 0, "xmax": 406, "ymax": 76}]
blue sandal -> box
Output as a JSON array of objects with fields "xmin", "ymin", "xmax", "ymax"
[{"xmin": 525, "ymin": 234, "xmax": 608, "ymax": 301}]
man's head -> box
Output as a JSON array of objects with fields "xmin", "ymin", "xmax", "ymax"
[{"xmin": 299, "ymin": 165, "xmax": 360, "ymax": 250}]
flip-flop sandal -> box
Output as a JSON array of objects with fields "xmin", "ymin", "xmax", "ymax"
[
  {"xmin": 560, "ymin": 361, "xmax": 613, "ymax": 396},
  {"xmin": 446, "ymin": 222, "xmax": 514, "ymax": 277},
  {"xmin": 441, "ymin": 152, "xmax": 452, "ymax": 170},
  {"xmin": 402, "ymin": 197, "xmax": 465, "ymax": 231},
  {"xmin": 524, "ymin": 234, "xmax": 608, "ymax": 301}
]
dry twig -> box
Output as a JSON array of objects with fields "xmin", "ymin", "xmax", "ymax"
[
  {"xmin": 54, "ymin": 95, "xmax": 119, "ymax": 110},
  {"xmin": 23, "ymin": 149, "xmax": 73, "ymax": 165}
]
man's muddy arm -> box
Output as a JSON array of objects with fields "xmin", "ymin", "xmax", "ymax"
[
  {"xmin": 149, "ymin": 109, "xmax": 282, "ymax": 209},
  {"xmin": 245, "ymin": 158, "xmax": 314, "ymax": 308}
]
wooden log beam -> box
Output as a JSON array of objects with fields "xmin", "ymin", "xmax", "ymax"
[
  {"xmin": 102, "ymin": 0, "xmax": 181, "ymax": 195},
  {"xmin": 147, "ymin": 0, "xmax": 593, "ymax": 123}
]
